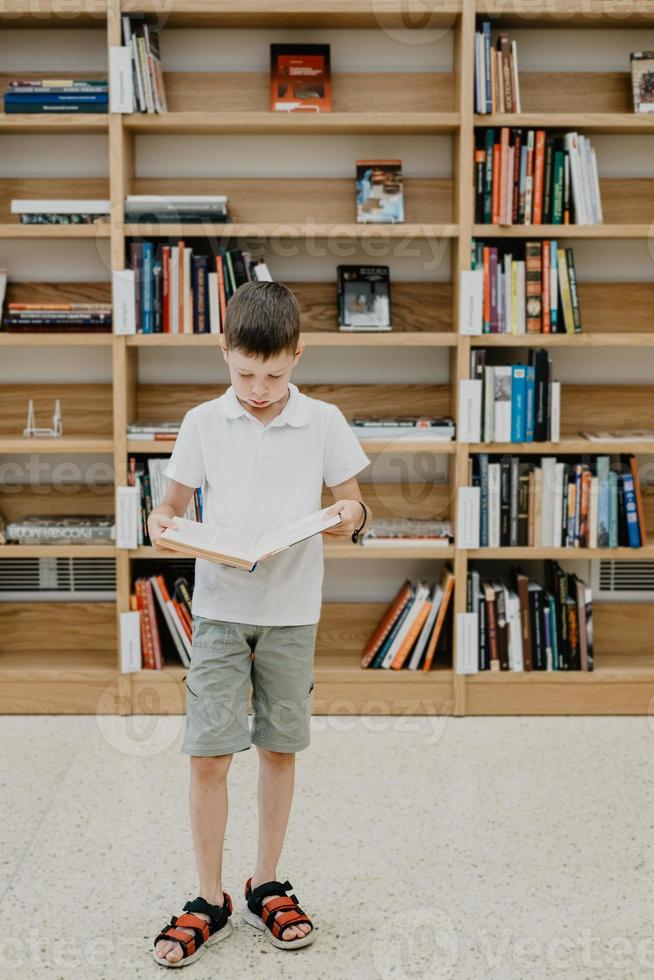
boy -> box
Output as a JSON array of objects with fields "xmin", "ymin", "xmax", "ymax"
[{"xmin": 150, "ymin": 280, "xmax": 371, "ymax": 967}]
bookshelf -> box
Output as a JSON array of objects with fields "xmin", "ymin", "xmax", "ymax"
[{"xmin": 1, "ymin": 0, "xmax": 654, "ymax": 716}]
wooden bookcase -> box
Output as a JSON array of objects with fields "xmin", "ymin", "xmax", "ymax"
[{"xmin": 1, "ymin": 0, "xmax": 654, "ymax": 716}]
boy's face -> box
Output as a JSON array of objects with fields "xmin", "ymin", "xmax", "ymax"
[{"xmin": 220, "ymin": 340, "xmax": 304, "ymax": 412}]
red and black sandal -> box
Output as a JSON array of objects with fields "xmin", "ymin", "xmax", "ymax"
[
  {"xmin": 242, "ymin": 877, "xmax": 315, "ymax": 949},
  {"xmin": 152, "ymin": 893, "xmax": 233, "ymax": 968}
]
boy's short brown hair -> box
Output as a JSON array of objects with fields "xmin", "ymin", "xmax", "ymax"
[{"xmin": 223, "ymin": 281, "xmax": 300, "ymax": 359}]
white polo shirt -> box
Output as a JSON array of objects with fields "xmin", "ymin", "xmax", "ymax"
[{"xmin": 163, "ymin": 382, "xmax": 371, "ymax": 626}]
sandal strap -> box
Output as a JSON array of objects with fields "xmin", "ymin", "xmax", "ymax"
[
  {"xmin": 245, "ymin": 878, "xmax": 313, "ymax": 939},
  {"xmin": 154, "ymin": 927, "xmax": 197, "ymax": 957},
  {"xmin": 183, "ymin": 894, "xmax": 233, "ymax": 933},
  {"xmin": 274, "ymin": 912, "xmax": 313, "ymax": 941},
  {"xmin": 247, "ymin": 878, "xmax": 293, "ymax": 903}
]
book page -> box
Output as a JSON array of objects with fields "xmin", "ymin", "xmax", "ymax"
[
  {"xmin": 255, "ymin": 506, "xmax": 341, "ymax": 560},
  {"xmin": 161, "ymin": 517, "xmax": 255, "ymax": 562}
]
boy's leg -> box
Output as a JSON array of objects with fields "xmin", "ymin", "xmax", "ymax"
[
  {"xmin": 249, "ymin": 623, "xmax": 318, "ymax": 942},
  {"xmin": 155, "ymin": 753, "xmax": 232, "ymax": 965}
]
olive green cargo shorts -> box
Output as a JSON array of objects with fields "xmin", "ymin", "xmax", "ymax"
[{"xmin": 182, "ymin": 615, "xmax": 318, "ymax": 756}]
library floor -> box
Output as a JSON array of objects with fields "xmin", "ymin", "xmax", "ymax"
[{"xmin": 1, "ymin": 713, "xmax": 653, "ymax": 980}]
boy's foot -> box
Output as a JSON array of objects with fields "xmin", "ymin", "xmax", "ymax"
[
  {"xmin": 242, "ymin": 877, "xmax": 315, "ymax": 949},
  {"xmin": 153, "ymin": 893, "xmax": 233, "ymax": 967}
]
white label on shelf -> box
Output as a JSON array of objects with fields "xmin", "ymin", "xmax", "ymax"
[
  {"xmin": 116, "ymin": 486, "xmax": 140, "ymax": 549},
  {"xmin": 458, "ymin": 379, "xmax": 482, "ymax": 443},
  {"xmin": 110, "ymin": 46, "xmax": 135, "ymax": 113},
  {"xmin": 458, "ymin": 269, "xmax": 483, "ymax": 335},
  {"xmin": 456, "ymin": 612, "xmax": 479, "ymax": 674},
  {"xmin": 456, "ymin": 486, "xmax": 480, "ymax": 549},
  {"xmin": 112, "ymin": 269, "xmax": 136, "ymax": 335},
  {"xmin": 120, "ymin": 611, "xmax": 142, "ymax": 673}
]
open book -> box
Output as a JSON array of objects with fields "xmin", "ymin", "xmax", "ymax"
[{"xmin": 157, "ymin": 505, "xmax": 342, "ymax": 571}]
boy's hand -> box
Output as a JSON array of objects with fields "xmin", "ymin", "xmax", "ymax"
[
  {"xmin": 148, "ymin": 512, "xmax": 179, "ymax": 548},
  {"xmin": 322, "ymin": 499, "xmax": 365, "ymax": 537}
]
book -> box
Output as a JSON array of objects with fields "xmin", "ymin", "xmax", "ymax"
[
  {"xmin": 356, "ymin": 160, "xmax": 404, "ymax": 224},
  {"xmin": 158, "ymin": 506, "xmax": 343, "ymax": 571},
  {"xmin": 361, "ymin": 579, "xmax": 412, "ymax": 668},
  {"xmin": 337, "ymin": 265, "xmax": 391, "ymax": 331},
  {"xmin": 270, "ymin": 43, "xmax": 331, "ymax": 112},
  {"xmin": 359, "ymin": 519, "xmax": 452, "ymax": 547},
  {"xmin": 631, "ymin": 51, "xmax": 654, "ymax": 113},
  {"xmin": 5, "ymin": 514, "xmax": 115, "ymax": 545}
]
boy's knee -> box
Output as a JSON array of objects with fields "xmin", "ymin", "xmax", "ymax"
[
  {"xmin": 257, "ymin": 747, "xmax": 296, "ymax": 766},
  {"xmin": 190, "ymin": 753, "xmax": 233, "ymax": 781}
]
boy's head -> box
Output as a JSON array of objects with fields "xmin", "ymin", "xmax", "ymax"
[{"xmin": 220, "ymin": 280, "xmax": 304, "ymax": 411}]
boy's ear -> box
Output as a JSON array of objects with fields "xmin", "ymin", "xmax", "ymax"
[
  {"xmin": 294, "ymin": 341, "xmax": 305, "ymax": 362},
  {"xmin": 219, "ymin": 340, "xmax": 229, "ymax": 362}
]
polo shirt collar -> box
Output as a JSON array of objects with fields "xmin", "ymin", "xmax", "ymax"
[{"xmin": 219, "ymin": 382, "xmax": 310, "ymax": 427}]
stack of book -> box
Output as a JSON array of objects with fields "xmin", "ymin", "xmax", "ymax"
[
  {"xmin": 471, "ymin": 240, "xmax": 582, "ymax": 334},
  {"xmin": 127, "ymin": 421, "xmax": 180, "ymax": 441},
  {"xmin": 475, "ymin": 128, "xmax": 603, "ymax": 225},
  {"xmin": 125, "ymin": 195, "xmax": 230, "ymax": 225},
  {"xmin": 3, "ymin": 78, "xmax": 108, "ymax": 114},
  {"xmin": 128, "ymin": 456, "xmax": 201, "ymax": 545},
  {"xmin": 460, "ymin": 563, "xmax": 593, "ymax": 672},
  {"xmin": 122, "ymin": 16, "xmax": 167, "ymax": 113},
  {"xmin": 474, "ymin": 22, "xmax": 521, "ymax": 114},
  {"xmin": 350, "ymin": 417, "xmax": 455, "ymax": 442},
  {"xmin": 125, "ymin": 240, "xmax": 270, "ymax": 334},
  {"xmin": 2, "ymin": 300, "xmax": 112, "ymax": 334},
  {"xmin": 469, "ymin": 453, "xmax": 647, "ymax": 548},
  {"xmin": 337, "ymin": 265, "xmax": 391, "ymax": 331},
  {"xmin": 359, "ymin": 519, "xmax": 453, "ymax": 548},
  {"xmin": 131, "ymin": 572, "xmax": 192, "ymax": 669},
  {"xmin": 468, "ymin": 348, "xmax": 560, "ymax": 443},
  {"xmin": 361, "ymin": 569, "xmax": 455, "ymax": 670},
  {"xmin": 11, "ymin": 199, "xmax": 110, "ymax": 225},
  {"xmin": 4, "ymin": 515, "xmax": 115, "ymax": 545}
]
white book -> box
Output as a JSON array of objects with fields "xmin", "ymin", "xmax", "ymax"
[
  {"xmin": 553, "ymin": 462, "xmax": 565, "ymax": 547},
  {"xmin": 109, "ymin": 45, "xmax": 134, "ymax": 112},
  {"xmin": 407, "ymin": 584, "xmax": 443, "ymax": 670},
  {"xmin": 0, "ymin": 269, "xmax": 6, "ymax": 322},
  {"xmin": 458, "ymin": 380, "xmax": 482, "ymax": 442},
  {"xmin": 456, "ymin": 612, "xmax": 479, "ymax": 674},
  {"xmin": 149, "ymin": 576, "xmax": 190, "ymax": 668},
  {"xmin": 380, "ymin": 583, "xmax": 430, "ymax": 669},
  {"xmin": 541, "ymin": 457, "xmax": 557, "ymax": 547},
  {"xmin": 483, "ymin": 365, "xmax": 495, "ymax": 442},
  {"xmin": 115, "ymin": 485, "xmax": 140, "ymax": 548},
  {"xmin": 487, "ymin": 463, "xmax": 501, "ymax": 547},
  {"xmin": 456, "ymin": 486, "xmax": 480, "ymax": 548},
  {"xmin": 458, "ymin": 269, "xmax": 483, "ymax": 335},
  {"xmin": 11, "ymin": 199, "xmax": 110, "ymax": 214},
  {"xmin": 125, "ymin": 195, "xmax": 228, "ymax": 206},
  {"xmin": 550, "ymin": 381, "xmax": 561, "ymax": 441},
  {"xmin": 505, "ymin": 589, "xmax": 523, "ymax": 671},
  {"xmin": 159, "ymin": 505, "xmax": 342, "ymax": 571},
  {"xmin": 524, "ymin": 130, "xmax": 534, "ymax": 223},
  {"xmin": 517, "ymin": 261, "xmax": 526, "ymax": 334},
  {"xmin": 493, "ymin": 365, "xmax": 512, "ymax": 442},
  {"xmin": 475, "ymin": 33, "xmax": 482, "ymax": 112},
  {"xmin": 120, "ymin": 611, "xmax": 142, "ymax": 672},
  {"xmin": 503, "ymin": 254, "xmax": 512, "ymax": 334},
  {"xmin": 565, "ymin": 132, "xmax": 586, "ymax": 224},
  {"xmin": 170, "ymin": 246, "xmax": 179, "ymax": 334},
  {"xmin": 579, "ymin": 135, "xmax": 595, "ymax": 225},
  {"xmin": 589, "ymin": 475, "xmax": 599, "ymax": 549},
  {"xmin": 183, "ymin": 247, "xmax": 192, "ymax": 333},
  {"xmin": 112, "ymin": 269, "xmax": 136, "ymax": 335},
  {"xmin": 589, "ymin": 147, "xmax": 603, "ymax": 223},
  {"xmin": 252, "ymin": 261, "xmax": 273, "ymax": 282},
  {"xmin": 208, "ymin": 272, "xmax": 220, "ymax": 333},
  {"xmin": 137, "ymin": 34, "xmax": 154, "ymax": 112},
  {"xmin": 511, "ymin": 40, "xmax": 521, "ymax": 113}
]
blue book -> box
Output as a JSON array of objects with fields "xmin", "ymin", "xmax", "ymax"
[
  {"xmin": 621, "ymin": 474, "xmax": 641, "ymax": 548},
  {"xmin": 482, "ymin": 21, "xmax": 491, "ymax": 112},
  {"xmin": 370, "ymin": 596, "xmax": 415, "ymax": 669},
  {"xmin": 141, "ymin": 242, "xmax": 154, "ymax": 333},
  {"xmin": 5, "ymin": 92, "xmax": 108, "ymax": 103},
  {"xmin": 550, "ymin": 240, "xmax": 558, "ymax": 331},
  {"xmin": 511, "ymin": 366, "xmax": 527, "ymax": 442},
  {"xmin": 524, "ymin": 365, "xmax": 535, "ymax": 441},
  {"xmin": 547, "ymin": 594, "xmax": 559, "ymax": 670},
  {"xmin": 609, "ymin": 470, "xmax": 618, "ymax": 547},
  {"xmin": 596, "ymin": 456, "xmax": 610, "ymax": 548},
  {"xmin": 477, "ymin": 453, "xmax": 489, "ymax": 547}
]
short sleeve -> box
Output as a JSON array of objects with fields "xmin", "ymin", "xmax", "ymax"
[
  {"xmin": 163, "ymin": 410, "xmax": 205, "ymax": 489},
  {"xmin": 323, "ymin": 405, "xmax": 371, "ymax": 487}
]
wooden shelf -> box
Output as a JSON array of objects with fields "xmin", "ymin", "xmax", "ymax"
[
  {"xmin": 0, "ymin": 332, "xmax": 112, "ymax": 346},
  {"xmin": 0, "ymin": 435, "xmax": 114, "ymax": 453},
  {"xmin": 125, "ymin": 331, "xmax": 458, "ymax": 347},
  {"xmin": 477, "ymin": 1, "xmax": 654, "ymax": 26},
  {"xmin": 130, "ymin": 544, "xmax": 456, "ymax": 560},
  {"xmin": 125, "ymin": 111, "xmax": 460, "ymax": 136},
  {"xmin": 467, "ymin": 547, "xmax": 654, "ymax": 559},
  {"xmin": 121, "ymin": 0, "xmax": 462, "ymax": 28},
  {"xmin": 473, "ymin": 224, "xmax": 652, "ymax": 240},
  {"xmin": 467, "ymin": 651, "xmax": 654, "ymax": 684},
  {"xmin": 468, "ymin": 440, "xmax": 654, "ymax": 454},
  {"xmin": 0, "ymin": 545, "xmax": 116, "ymax": 557},
  {"xmin": 476, "ymin": 113, "xmax": 654, "ymax": 134},
  {"xmin": 473, "ymin": 333, "xmax": 654, "ymax": 347},
  {"xmin": 125, "ymin": 221, "xmax": 458, "ymax": 240},
  {"xmin": 0, "ymin": 223, "xmax": 110, "ymax": 239},
  {"xmin": 0, "ymin": 113, "xmax": 108, "ymax": 134},
  {"xmin": 127, "ymin": 437, "xmax": 455, "ymax": 455},
  {"xmin": 0, "ymin": 1, "xmax": 107, "ymax": 26}
]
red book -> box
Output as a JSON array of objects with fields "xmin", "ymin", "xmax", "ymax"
[
  {"xmin": 144, "ymin": 578, "xmax": 163, "ymax": 670},
  {"xmin": 532, "ymin": 130, "xmax": 546, "ymax": 224},
  {"xmin": 215, "ymin": 254, "xmax": 227, "ymax": 328},
  {"xmin": 178, "ymin": 240, "xmax": 185, "ymax": 335},
  {"xmin": 162, "ymin": 245, "xmax": 170, "ymax": 333}
]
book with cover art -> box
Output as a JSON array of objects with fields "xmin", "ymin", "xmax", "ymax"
[
  {"xmin": 157, "ymin": 505, "xmax": 342, "ymax": 571},
  {"xmin": 337, "ymin": 265, "xmax": 391, "ymax": 331},
  {"xmin": 631, "ymin": 52, "xmax": 654, "ymax": 113},
  {"xmin": 270, "ymin": 44, "xmax": 331, "ymax": 112},
  {"xmin": 356, "ymin": 160, "xmax": 404, "ymax": 224}
]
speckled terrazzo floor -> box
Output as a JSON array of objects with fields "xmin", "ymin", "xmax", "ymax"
[{"xmin": 1, "ymin": 714, "xmax": 653, "ymax": 980}]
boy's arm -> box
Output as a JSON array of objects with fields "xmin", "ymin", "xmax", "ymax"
[
  {"xmin": 148, "ymin": 479, "xmax": 195, "ymax": 547},
  {"xmin": 322, "ymin": 475, "xmax": 372, "ymax": 538}
]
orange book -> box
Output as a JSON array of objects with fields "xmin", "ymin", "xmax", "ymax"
[
  {"xmin": 422, "ymin": 568, "xmax": 455, "ymax": 673},
  {"xmin": 174, "ymin": 598, "xmax": 192, "ymax": 641},
  {"xmin": 629, "ymin": 456, "xmax": 648, "ymax": 545},
  {"xmin": 270, "ymin": 44, "xmax": 332, "ymax": 112},
  {"xmin": 390, "ymin": 600, "xmax": 432, "ymax": 670},
  {"xmin": 361, "ymin": 579, "xmax": 412, "ymax": 668},
  {"xmin": 532, "ymin": 129, "xmax": 546, "ymax": 224},
  {"xmin": 215, "ymin": 254, "xmax": 227, "ymax": 327},
  {"xmin": 144, "ymin": 578, "xmax": 163, "ymax": 670},
  {"xmin": 541, "ymin": 241, "xmax": 551, "ymax": 333},
  {"xmin": 135, "ymin": 579, "xmax": 153, "ymax": 670}
]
